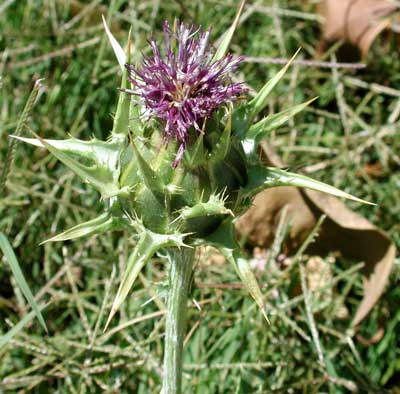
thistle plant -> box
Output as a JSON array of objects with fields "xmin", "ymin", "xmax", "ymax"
[{"xmin": 16, "ymin": 7, "xmax": 369, "ymax": 394}]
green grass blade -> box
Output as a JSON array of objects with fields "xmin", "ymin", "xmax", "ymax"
[
  {"xmin": 0, "ymin": 309, "xmax": 39, "ymax": 349},
  {"xmin": 0, "ymin": 232, "xmax": 48, "ymax": 332},
  {"xmin": 0, "ymin": 79, "xmax": 42, "ymax": 197}
]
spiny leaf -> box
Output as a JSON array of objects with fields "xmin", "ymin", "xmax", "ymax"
[
  {"xmin": 0, "ymin": 232, "xmax": 48, "ymax": 333},
  {"xmin": 241, "ymin": 165, "xmax": 374, "ymax": 205},
  {"xmin": 13, "ymin": 136, "xmax": 122, "ymax": 164},
  {"xmin": 202, "ymin": 220, "xmax": 269, "ymax": 322},
  {"xmin": 42, "ymin": 212, "xmax": 128, "ymax": 244},
  {"xmin": 105, "ymin": 229, "xmax": 187, "ymax": 330},
  {"xmin": 248, "ymin": 48, "xmax": 301, "ymax": 121},
  {"xmin": 246, "ymin": 98, "xmax": 317, "ymax": 141},
  {"xmin": 102, "ymin": 15, "xmax": 126, "ymax": 71},
  {"xmin": 15, "ymin": 135, "xmax": 124, "ymax": 199},
  {"xmin": 212, "ymin": 0, "xmax": 246, "ymax": 62}
]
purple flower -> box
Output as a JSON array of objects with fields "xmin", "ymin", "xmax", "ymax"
[{"xmin": 126, "ymin": 21, "xmax": 244, "ymax": 167}]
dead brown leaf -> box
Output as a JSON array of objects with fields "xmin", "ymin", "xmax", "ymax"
[
  {"xmin": 236, "ymin": 142, "xmax": 395, "ymax": 326},
  {"xmin": 318, "ymin": 0, "xmax": 399, "ymax": 56}
]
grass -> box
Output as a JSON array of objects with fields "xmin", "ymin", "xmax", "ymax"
[{"xmin": 1, "ymin": 0, "xmax": 399, "ymax": 393}]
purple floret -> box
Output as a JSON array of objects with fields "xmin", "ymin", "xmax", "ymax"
[{"xmin": 126, "ymin": 21, "xmax": 244, "ymax": 167}]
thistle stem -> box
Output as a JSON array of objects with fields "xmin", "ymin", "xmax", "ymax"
[{"xmin": 162, "ymin": 247, "xmax": 195, "ymax": 394}]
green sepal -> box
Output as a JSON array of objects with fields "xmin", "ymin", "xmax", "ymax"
[
  {"xmin": 130, "ymin": 139, "xmax": 165, "ymax": 197},
  {"xmin": 208, "ymin": 111, "xmax": 232, "ymax": 164},
  {"xmin": 245, "ymin": 98, "xmax": 316, "ymax": 142},
  {"xmin": 103, "ymin": 17, "xmax": 143, "ymax": 136},
  {"xmin": 14, "ymin": 135, "xmax": 126, "ymax": 199},
  {"xmin": 184, "ymin": 134, "xmax": 205, "ymax": 168},
  {"xmin": 111, "ymin": 29, "xmax": 132, "ymax": 137},
  {"xmin": 247, "ymin": 49, "xmax": 300, "ymax": 122},
  {"xmin": 240, "ymin": 165, "xmax": 374, "ymax": 205},
  {"xmin": 105, "ymin": 227, "xmax": 188, "ymax": 330},
  {"xmin": 129, "ymin": 101, "xmax": 144, "ymax": 138},
  {"xmin": 200, "ymin": 219, "xmax": 269, "ymax": 322},
  {"xmin": 41, "ymin": 212, "xmax": 129, "ymax": 244},
  {"xmin": 232, "ymin": 104, "xmax": 253, "ymax": 140},
  {"xmin": 212, "ymin": 0, "xmax": 245, "ymax": 63},
  {"xmin": 180, "ymin": 193, "xmax": 232, "ymax": 220}
]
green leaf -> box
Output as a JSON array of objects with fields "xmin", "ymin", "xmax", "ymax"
[
  {"xmin": 14, "ymin": 135, "xmax": 125, "ymax": 199},
  {"xmin": 212, "ymin": 0, "xmax": 245, "ymax": 63},
  {"xmin": 240, "ymin": 165, "xmax": 374, "ymax": 205},
  {"xmin": 0, "ymin": 232, "xmax": 48, "ymax": 333},
  {"xmin": 248, "ymin": 49, "xmax": 300, "ymax": 121},
  {"xmin": 105, "ymin": 228, "xmax": 187, "ymax": 330},
  {"xmin": 42, "ymin": 212, "xmax": 128, "ymax": 244},
  {"xmin": 246, "ymin": 98, "xmax": 316, "ymax": 141},
  {"xmin": 13, "ymin": 135, "xmax": 121, "ymax": 162},
  {"xmin": 202, "ymin": 220, "xmax": 269, "ymax": 322}
]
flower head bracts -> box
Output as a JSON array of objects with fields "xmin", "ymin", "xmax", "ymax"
[{"xmin": 126, "ymin": 21, "xmax": 244, "ymax": 167}]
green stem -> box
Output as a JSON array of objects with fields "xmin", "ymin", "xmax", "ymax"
[{"xmin": 162, "ymin": 247, "xmax": 195, "ymax": 394}]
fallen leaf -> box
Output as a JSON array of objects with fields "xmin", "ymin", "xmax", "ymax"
[
  {"xmin": 318, "ymin": 0, "xmax": 399, "ymax": 56},
  {"xmin": 236, "ymin": 142, "xmax": 395, "ymax": 326}
]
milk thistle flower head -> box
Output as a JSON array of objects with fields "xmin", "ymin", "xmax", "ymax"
[
  {"xmin": 126, "ymin": 21, "xmax": 244, "ymax": 166},
  {"xmin": 17, "ymin": 13, "xmax": 368, "ymax": 322},
  {"xmin": 17, "ymin": 8, "xmax": 370, "ymax": 394}
]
